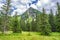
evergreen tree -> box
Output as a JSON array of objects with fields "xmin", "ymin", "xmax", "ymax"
[
  {"xmin": 40, "ymin": 8, "xmax": 51, "ymax": 35},
  {"xmin": 12, "ymin": 12, "xmax": 22, "ymax": 33},
  {"xmin": 55, "ymin": 2, "xmax": 60, "ymax": 32},
  {"xmin": 1, "ymin": 0, "xmax": 11, "ymax": 33},
  {"xmin": 49, "ymin": 9, "xmax": 56, "ymax": 32}
]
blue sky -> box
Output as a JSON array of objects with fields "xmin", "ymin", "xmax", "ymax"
[{"xmin": 0, "ymin": 0, "xmax": 60, "ymax": 16}]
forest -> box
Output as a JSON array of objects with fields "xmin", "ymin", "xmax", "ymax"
[{"xmin": 0, "ymin": 0, "xmax": 60, "ymax": 40}]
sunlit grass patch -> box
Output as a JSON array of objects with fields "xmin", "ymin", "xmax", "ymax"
[{"xmin": 0, "ymin": 32, "xmax": 60, "ymax": 40}]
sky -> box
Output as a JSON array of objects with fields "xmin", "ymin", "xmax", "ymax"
[{"xmin": 0, "ymin": 0, "xmax": 60, "ymax": 16}]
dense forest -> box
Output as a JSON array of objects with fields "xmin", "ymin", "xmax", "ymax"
[{"xmin": 0, "ymin": 0, "xmax": 60, "ymax": 36}]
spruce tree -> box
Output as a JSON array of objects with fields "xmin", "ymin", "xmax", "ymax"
[
  {"xmin": 1, "ymin": 0, "xmax": 11, "ymax": 33},
  {"xmin": 49, "ymin": 9, "xmax": 56, "ymax": 32},
  {"xmin": 40, "ymin": 8, "xmax": 51, "ymax": 35},
  {"xmin": 55, "ymin": 2, "xmax": 60, "ymax": 32}
]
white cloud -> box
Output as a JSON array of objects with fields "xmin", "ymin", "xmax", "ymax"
[
  {"xmin": 20, "ymin": 0, "xmax": 31, "ymax": 4},
  {"xmin": 12, "ymin": 8, "xmax": 27, "ymax": 16},
  {"xmin": 51, "ymin": 3, "xmax": 56, "ymax": 7},
  {"xmin": 11, "ymin": 0, "xmax": 20, "ymax": 6},
  {"xmin": 36, "ymin": 1, "xmax": 42, "ymax": 7},
  {"xmin": 31, "ymin": 4, "xmax": 37, "ymax": 9},
  {"xmin": 41, "ymin": 0, "xmax": 50, "ymax": 4},
  {"xmin": 16, "ymin": 5, "xmax": 26, "ymax": 9},
  {"xmin": 12, "ymin": 0, "xmax": 18, "ymax": 2},
  {"xmin": 11, "ymin": 0, "xmax": 29, "ymax": 16},
  {"xmin": 12, "ymin": 4, "xmax": 27, "ymax": 16}
]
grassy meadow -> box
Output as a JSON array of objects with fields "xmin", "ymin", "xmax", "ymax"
[{"xmin": 0, "ymin": 32, "xmax": 60, "ymax": 40}]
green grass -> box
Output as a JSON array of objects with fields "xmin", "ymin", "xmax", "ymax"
[{"xmin": 0, "ymin": 32, "xmax": 60, "ymax": 40}]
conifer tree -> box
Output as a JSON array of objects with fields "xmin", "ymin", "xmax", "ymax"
[
  {"xmin": 55, "ymin": 2, "xmax": 60, "ymax": 32},
  {"xmin": 40, "ymin": 8, "xmax": 51, "ymax": 35},
  {"xmin": 1, "ymin": 0, "xmax": 11, "ymax": 33},
  {"xmin": 49, "ymin": 9, "xmax": 56, "ymax": 32}
]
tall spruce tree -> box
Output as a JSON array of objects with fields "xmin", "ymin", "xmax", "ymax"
[
  {"xmin": 49, "ymin": 9, "xmax": 56, "ymax": 32},
  {"xmin": 1, "ymin": 0, "xmax": 11, "ymax": 33},
  {"xmin": 55, "ymin": 2, "xmax": 60, "ymax": 32},
  {"xmin": 40, "ymin": 8, "xmax": 51, "ymax": 35}
]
